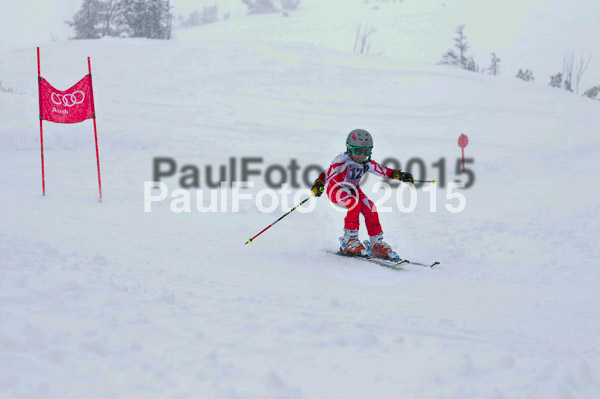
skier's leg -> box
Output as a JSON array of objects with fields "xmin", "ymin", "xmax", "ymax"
[
  {"xmin": 357, "ymin": 188, "xmax": 382, "ymax": 237},
  {"xmin": 328, "ymin": 185, "xmax": 366, "ymax": 255},
  {"xmin": 357, "ymin": 188, "xmax": 398, "ymax": 260},
  {"xmin": 328, "ymin": 185, "xmax": 360, "ymax": 231}
]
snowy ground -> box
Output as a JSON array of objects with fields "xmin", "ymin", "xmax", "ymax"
[{"xmin": 1, "ymin": 3, "xmax": 600, "ymax": 399}]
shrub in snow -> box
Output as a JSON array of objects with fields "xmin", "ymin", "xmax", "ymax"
[
  {"xmin": 465, "ymin": 56, "xmax": 480, "ymax": 72},
  {"xmin": 182, "ymin": 6, "xmax": 219, "ymax": 27},
  {"xmin": 439, "ymin": 49, "xmax": 459, "ymax": 66},
  {"xmin": 0, "ymin": 81, "xmax": 25, "ymax": 95},
  {"xmin": 0, "ymin": 81, "xmax": 14, "ymax": 93},
  {"xmin": 280, "ymin": 0, "xmax": 300, "ymax": 11},
  {"xmin": 549, "ymin": 72, "xmax": 562, "ymax": 88},
  {"xmin": 241, "ymin": 0, "xmax": 278, "ymax": 14},
  {"xmin": 201, "ymin": 6, "xmax": 219, "ymax": 24},
  {"xmin": 582, "ymin": 86, "xmax": 600, "ymax": 100},
  {"xmin": 516, "ymin": 69, "xmax": 535, "ymax": 82}
]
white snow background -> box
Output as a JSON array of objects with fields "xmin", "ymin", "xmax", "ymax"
[{"xmin": 1, "ymin": 1, "xmax": 599, "ymax": 398}]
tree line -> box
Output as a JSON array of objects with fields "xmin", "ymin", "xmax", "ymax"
[
  {"xmin": 67, "ymin": 0, "xmax": 172, "ymax": 40},
  {"xmin": 439, "ymin": 25, "xmax": 598, "ymax": 100}
]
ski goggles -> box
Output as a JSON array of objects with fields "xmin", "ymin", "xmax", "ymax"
[{"xmin": 348, "ymin": 146, "xmax": 372, "ymax": 157}]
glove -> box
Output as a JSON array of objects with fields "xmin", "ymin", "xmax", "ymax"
[
  {"xmin": 392, "ymin": 169, "xmax": 414, "ymax": 184},
  {"xmin": 311, "ymin": 179, "xmax": 325, "ymax": 197}
]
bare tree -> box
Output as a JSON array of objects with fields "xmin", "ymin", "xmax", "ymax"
[
  {"xmin": 575, "ymin": 55, "xmax": 592, "ymax": 94},
  {"xmin": 562, "ymin": 53, "xmax": 574, "ymax": 92},
  {"xmin": 353, "ymin": 23, "xmax": 376, "ymax": 55},
  {"xmin": 165, "ymin": 0, "xmax": 172, "ymax": 39},
  {"xmin": 100, "ymin": 0, "xmax": 120, "ymax": 37},
  {"xmin": 488, "ymin": 52, "xmax": 500, "ymax": 75}
]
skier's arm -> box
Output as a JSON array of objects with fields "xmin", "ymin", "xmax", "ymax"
[
  {"xmin": 367, "ymin": 160, "xmax": 395, "ymax": 178},
  {"xmin": 312, "ymin": 155, "xmax": 348, "ymax": 197},
  {"xmin": 368, "ymin": 160, "xmax": 414, "ymax": 183}
]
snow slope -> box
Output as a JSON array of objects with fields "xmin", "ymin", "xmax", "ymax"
[
  {"xmin": 175, "ymin": 0, "xmax": 600, "ymax": 88},
  {"xmin": 1, "ymin": 6, "xmax": 600, "ymax": 399}
]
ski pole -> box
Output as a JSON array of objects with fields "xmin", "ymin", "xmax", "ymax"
[
  {"xmin": 414, "ymin": 179, "xmax": 437, "ymax": 184},
  {"xmin": 245, "ymin": 193, "xmax": 315, "ymax": 245}
]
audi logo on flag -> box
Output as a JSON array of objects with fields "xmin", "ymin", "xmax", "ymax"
[{"xmin": 51, "ymin": 91, "xmax": 85, "ymax": 107}]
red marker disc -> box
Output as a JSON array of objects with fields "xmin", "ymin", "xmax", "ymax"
[{"xmin": 458, "ymin": 134, "xmax": 469, "ymax": 149}]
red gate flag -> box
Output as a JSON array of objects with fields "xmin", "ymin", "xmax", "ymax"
[
  {"xmin": 38, "ymin": 75, "xmax": 95, "ymax": 123},
  {"xmin": 37, "ymin": 47, "xmax": 103, "ymax": 202}
]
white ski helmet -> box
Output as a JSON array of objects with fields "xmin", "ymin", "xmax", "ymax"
[{"xmin": 346, "ymin": 129, "xmax": 373, "ymax": 152}]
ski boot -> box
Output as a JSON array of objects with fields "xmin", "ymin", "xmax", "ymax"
[
  {"xmin": 364, "ymin": 234, "xmax": 400, "ymax": 261},
  {"xmin": 339, "ymin": 229, "xmax": 369, "ymax": 258}
]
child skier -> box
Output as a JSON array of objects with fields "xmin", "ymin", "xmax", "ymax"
[{"xmin": 311, "ymin": 129, "xmax": 414, "ymax": 260}]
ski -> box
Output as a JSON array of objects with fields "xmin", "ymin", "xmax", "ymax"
[
  {"xmin": 328, "ymin": 250, "xmax": 409, "ymax": 270},
  {"xmin": 401, "ymin": 259, "xmax": 440, "ymax": 268},
  {"xmin": 363, "ymin": 239, "xmax": 440, "ymax": 268},
  {"xmin": 330, "ymin": 238, "xmax": 439, "ymax": 270}
]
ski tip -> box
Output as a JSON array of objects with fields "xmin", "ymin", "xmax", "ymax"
[{"xmin": 431, "ymin": 262, "xmax": 440, "ymax": 268}]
